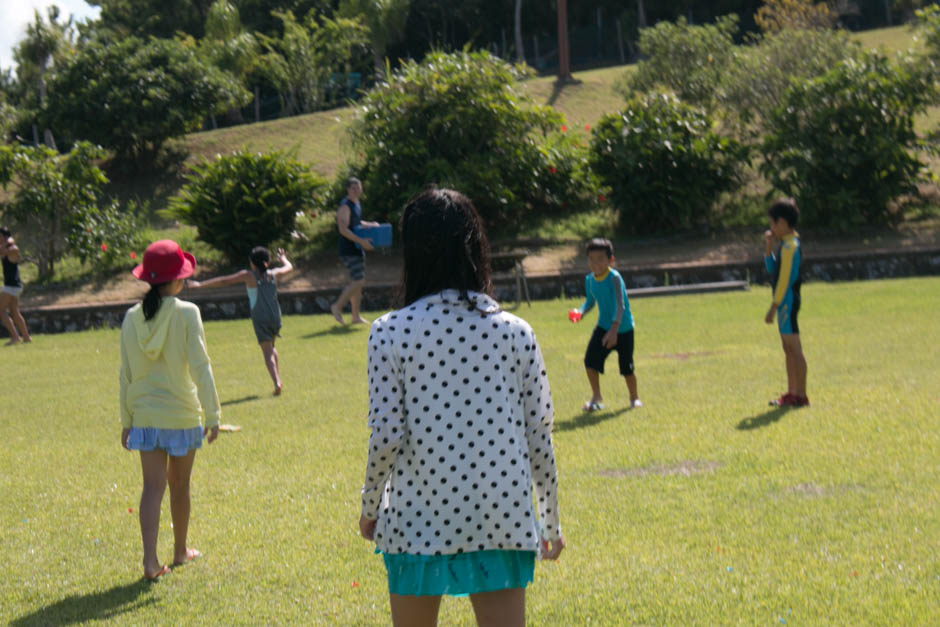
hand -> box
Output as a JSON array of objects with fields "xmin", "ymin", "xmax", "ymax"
[
  {"xmin": 541, "ymin": 536, "xmax": 565, "ymax": 560},
  {"xmin": 204, "ymin": 425, "xmax": 219, "ymax": 443},
  {"xmin": 361, "ymin": 239, "xmax": 375, "ymax": 252},
  {"xmin": 359, "ymin": 514, "xmax": 377, "ymax": 540},
  {"xmin": 765, "ymin": 306, "xmax": 775, "ymax": 324},
  {"xmin": 602, "ymin": 328, "xmax": 618, "ymax": 349},
  {"xmin": 764, "ymin": 229, "xmax": 775, "ymax": 254},
  {"xmin": 121, "ymin": 428, "xmax": 131, "ymax": 450},
  {"xmin": 186, "ymin": 279, "xmax": 200, "ymax": 289},
  {"xmin": 277, "ymin": 248, "xmax": 287, "ymax": 262}
]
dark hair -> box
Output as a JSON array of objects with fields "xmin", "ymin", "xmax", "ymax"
[
  {"xmin": 0, "ymin": 226, "xmax": 10, "ymax": 238},
  {"xmin": 768, "ymin": 198, "xmax": 799, "ymax": 228},
  {"xmin": 142, "ymin": 282, "xmax": 168, "ymax": 321},
  {"xmin": 346, "ymin": 176, "xmax": 361, "ymax": 190},
  {"xmin": 586, "ymin": 238, "xmax": 614, "ymax": 258},
  {"xmin": 249, "ymin": 246, "xmax": 270, "ymax": 269},
  {"xmin": 400, "ymin": 188, "xmax": 492, "ymax": 307}
]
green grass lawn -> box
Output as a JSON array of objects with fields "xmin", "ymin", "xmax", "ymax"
[{"xmin": 2, "ymin": 278, "xmax": 938, "ymax": 624}]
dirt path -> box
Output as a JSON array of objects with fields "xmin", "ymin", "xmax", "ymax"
[{"xmin": 20, "ymin": 225, "xmax": 940, "ymax": 309}]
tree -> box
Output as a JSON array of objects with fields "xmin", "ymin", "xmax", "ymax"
[
  {"xmin": 87, "ymin": 0, "xmax": 214, "ymax": 39},
  {"xmin": 42, "ymin": 37, "xmax": 248, "ymax": 164},
  {"xmin": 346, "ymin": 50, "xmax": 598, "ymax": 230},
  {"xmin": 13, "ymin": 6, "xmax": 77, "ymax": 149},
  {"xmin": 754, "ymin": 0, "xmax": 837, "ymax": 32},
  {"xmin": 339, "ymin": 0, "xmax": 410, "ymax": 78},
  {"xmin": 258, "ymin": 10, "xmax": 369, "ymax": 116},
  {"xmin": 166, "ymin": 150, "xmax": 328, "ymax": 263},
  {"xmin": 198, "ymin": 0, "xmax": 261, "ymax": 124},
  {"xmin": 0, "ymin": 142, "xmax": 141, "ymax": 280},
  {"xmin": 761, "ymin": 51, "xmax": 935, "ymax": 227},
  {"xmin": 623, "ymin": 15, "xmax": 739, "ymax": 111}
]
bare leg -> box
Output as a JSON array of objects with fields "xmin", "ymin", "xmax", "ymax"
[
  {"xmin": 624, "ymin": 374, "xmax": 638, "ymax": 402},
  {"xmin": 10, "ymin": 297, "xmax": 30, "ymax": 341},
  {"xmin": 470, "ymin": 587, "xmax": 526, "ymax": 627},
  {"xmin": 260, "ymin": 340, "xmax": 282, "ymax": 394},
  {"xmin": 331, "ymin": 280, "xmax": 364, "ymax": 325},
  {"xmin": 167, "ymin": 449, "xmax": 197, "ymax": 565},
  {"xmin": 389, "ymin": 594, "xmax": 442, "ymax": 627},
  {"xmin": 782, "ymin": 334, "xmax": 807, "ymax": 397},
  {"xmin": 139, "ymin": 449, "xmax": 169, "ymax": 578},
  {"xmin": 586, "ymin": 367, "xmax": 602, "ymax": 404},
  {"xmin": 0, "ymin": 293, "xmax": 20, "ymax": 344},
  {"xmin": 349, "ymin": 280, "xmax": 369, "ymax": 324}
]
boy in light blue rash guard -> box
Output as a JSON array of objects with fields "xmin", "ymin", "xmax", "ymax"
[
  {"xmin": 763, "ymin": 198, "xmax": 809, "ymax": 408},
  {"xmin": 570, "ymin": 238, "xmax": 641, "ymax": 411}
]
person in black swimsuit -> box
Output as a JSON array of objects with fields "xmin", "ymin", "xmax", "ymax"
[{"xmin": 0, "ymin": 226, "xmax": 31, "ymax": 345}]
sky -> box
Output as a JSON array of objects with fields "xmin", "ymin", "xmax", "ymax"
[{"xmin": 0, "ymin": 0, "xmax": 100, "ymax": 72}]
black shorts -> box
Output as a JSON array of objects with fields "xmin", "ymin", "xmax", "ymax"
[{"xmin": 584, "ymin": 326, "xmax": 635, "ymax": 376}]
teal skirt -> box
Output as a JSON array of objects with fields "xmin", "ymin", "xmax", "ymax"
[{"xmin": 381, "ymin": 549, "xmax": 535, "ymax": 597}]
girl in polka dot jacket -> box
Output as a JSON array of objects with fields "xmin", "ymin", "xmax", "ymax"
[{"xmin": 359, "ymin": 189, "xmax": 564, "ymax": 627}]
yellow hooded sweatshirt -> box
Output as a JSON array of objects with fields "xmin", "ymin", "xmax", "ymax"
[{"xmin": 120, "ymin": 296, "xmax": 221, "ymax": 429}]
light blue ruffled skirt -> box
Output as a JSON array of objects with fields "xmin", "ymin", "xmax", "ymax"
[
  {"xmin": 127, "ymin": 427, "xmax": 203, "ymax": 457},
  {"xmin": 382, "ymin": 549, "xmax": 535, "ymax": 597}
]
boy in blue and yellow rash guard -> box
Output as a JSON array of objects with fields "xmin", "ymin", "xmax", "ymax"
[
  {"xmin": 571, "ymin": 238, "xmax": 641, "ymax": 411},
  {"xmin": 763, "ymin": 199, "xmax": 809, "ymax": 407}
]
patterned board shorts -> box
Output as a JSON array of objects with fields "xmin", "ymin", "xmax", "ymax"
[{"xmin": 341, "ymin": 254, "xmax": 365, "ymax": 281}]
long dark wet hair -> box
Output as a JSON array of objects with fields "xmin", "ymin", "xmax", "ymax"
[{"xmin": 400, "ymin": 188, "xmax": 493, "ymax": 308}]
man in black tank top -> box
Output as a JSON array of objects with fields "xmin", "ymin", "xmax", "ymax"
[
  {"xmin": 0, "ymin": 226, "xmax": 32, "ymax": 344},
  {"xmin": 331, "ymin": 177, "xmax": 380, "ymax": 325}
]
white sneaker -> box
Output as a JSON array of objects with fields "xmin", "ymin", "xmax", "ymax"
[{"xmin": 631, "ymin": 399, "xmax": 643, "ymax": 408}]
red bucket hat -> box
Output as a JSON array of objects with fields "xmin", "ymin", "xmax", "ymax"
[{"xmin": 132, "ymin": 239, "xmax": 196, "ymax": 284}]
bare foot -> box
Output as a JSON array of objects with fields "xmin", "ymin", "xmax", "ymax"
[
  {"xmin": 351, "ymin": 316, "xmax": 370, "ymax": 325},
  {"xmin": 173, "ymin": 547, "xmax": 202, "ymax": 566},
  {"xmin": 4, "ymin": 338, "xmax": 20, "ymax": 346},
  {"xmin": 22, "ymin": 336, "xmax": 31, "ymax": 343},
  {"xmin": 144, "ymin": 564, "xmax": 170, "ymax": 581},
  {"xmin": 330, "ymin": 304, "xmax": 346, "ymax": 325},
  {"xmin": 273, "ymin": 383, "xmax": 283, "ymax": 396}
]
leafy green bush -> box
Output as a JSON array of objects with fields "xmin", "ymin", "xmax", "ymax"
[
  {"xmin": 760, "ymin": 51, "xmax": 935, "ymax": 227},
  {"xmin": 0, "ymin": 141, "xmax": 144, "ymax": 280},
  {"xmin": 589, "ymin": 92, "xmax": 748, "ymax": 233},
  {"xmin": 719, "ymin": 27, "xmax": 861, "ymax": 133},
  {"xmin": 346, "ymin": 49, "xmax": 598, "ymax": 232},
  {"xmin": 166, "ymin": 150, "xmax": 327, "ymax": 263},
  {"xmin": 42, "ymin": 36, "xmax": 248, "ymax": 164},
  {"xmin": 620, "ymin": 15, "xmax": 739, "ymax": 111}
]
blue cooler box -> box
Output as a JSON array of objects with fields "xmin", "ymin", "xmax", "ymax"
[{"xmin": 353, "ymin": 223, "xmax": 392, "ymax": 249}]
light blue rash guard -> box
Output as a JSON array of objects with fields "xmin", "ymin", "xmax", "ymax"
[{"xmin": 578, "ymin": 268, "xmax": 634, "ymax": 333}]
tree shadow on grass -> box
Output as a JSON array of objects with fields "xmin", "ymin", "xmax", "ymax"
[
  {"xmin": 221, "ymin": 395, "xmax": 260, "ymax": 407},
  {"xmin": 301, "ymin": 325, "xmax": 360, "ymax": 339},
  {"xmin": 556, "ymin": 407, "xmax": 628, "ymax": 432},
  {"xmin": 736, "ymin": 407, "xmax": 792, "ymax": 431},
  {"xmin": 10, "ymin": 579, "xmax": 157, "ymax": 626}
]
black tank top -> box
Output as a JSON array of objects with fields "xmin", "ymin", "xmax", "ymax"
[{"xmin": 2, "ymin": 255, "xmax": 21, "ymax": 288}]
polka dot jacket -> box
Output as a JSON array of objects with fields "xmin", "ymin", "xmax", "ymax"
[{"xmin": 361, "ymin": 290, "xmax": 561, "ymax": 556}]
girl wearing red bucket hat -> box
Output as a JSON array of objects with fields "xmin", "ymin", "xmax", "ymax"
[{"xmin": 120, "ymin": 239, "xmax": 221, "ymax": 580}]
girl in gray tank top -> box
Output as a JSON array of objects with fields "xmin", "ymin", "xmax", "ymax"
[{"xmin": 186, "ymin": 247, "xmax": 293, "ymax": 395}]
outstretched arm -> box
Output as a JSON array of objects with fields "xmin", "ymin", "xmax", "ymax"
[
  {"xmin": 269, "ymin": 248, "xmax": 294, "ymax": 278},
  {"xmin": 187, "ymin": 269, "xmax": 252, "ymax": 289}
]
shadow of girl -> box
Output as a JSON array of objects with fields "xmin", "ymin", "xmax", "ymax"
[{"xmin": 10, "ymin": 579, "xmax": 156, "ymax": 626}]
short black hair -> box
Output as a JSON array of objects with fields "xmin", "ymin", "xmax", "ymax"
[
  {"xmin": 0, "ymin": 226, "xmax": 10, "ymax": 238},
  {"xmin": 249, "ymin": 246, "xmax": 271, "ymax": 269},
  {"xmin": 400, "ymin": 188, "xmax": 492, "ymax": 307},
  {"xmin": 586, "ymin": 238, "xmax": 614, "ymax": 259},
  {"xmin": 768, "ymin": 198, "xmax": 799, "ymax": 228}
]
